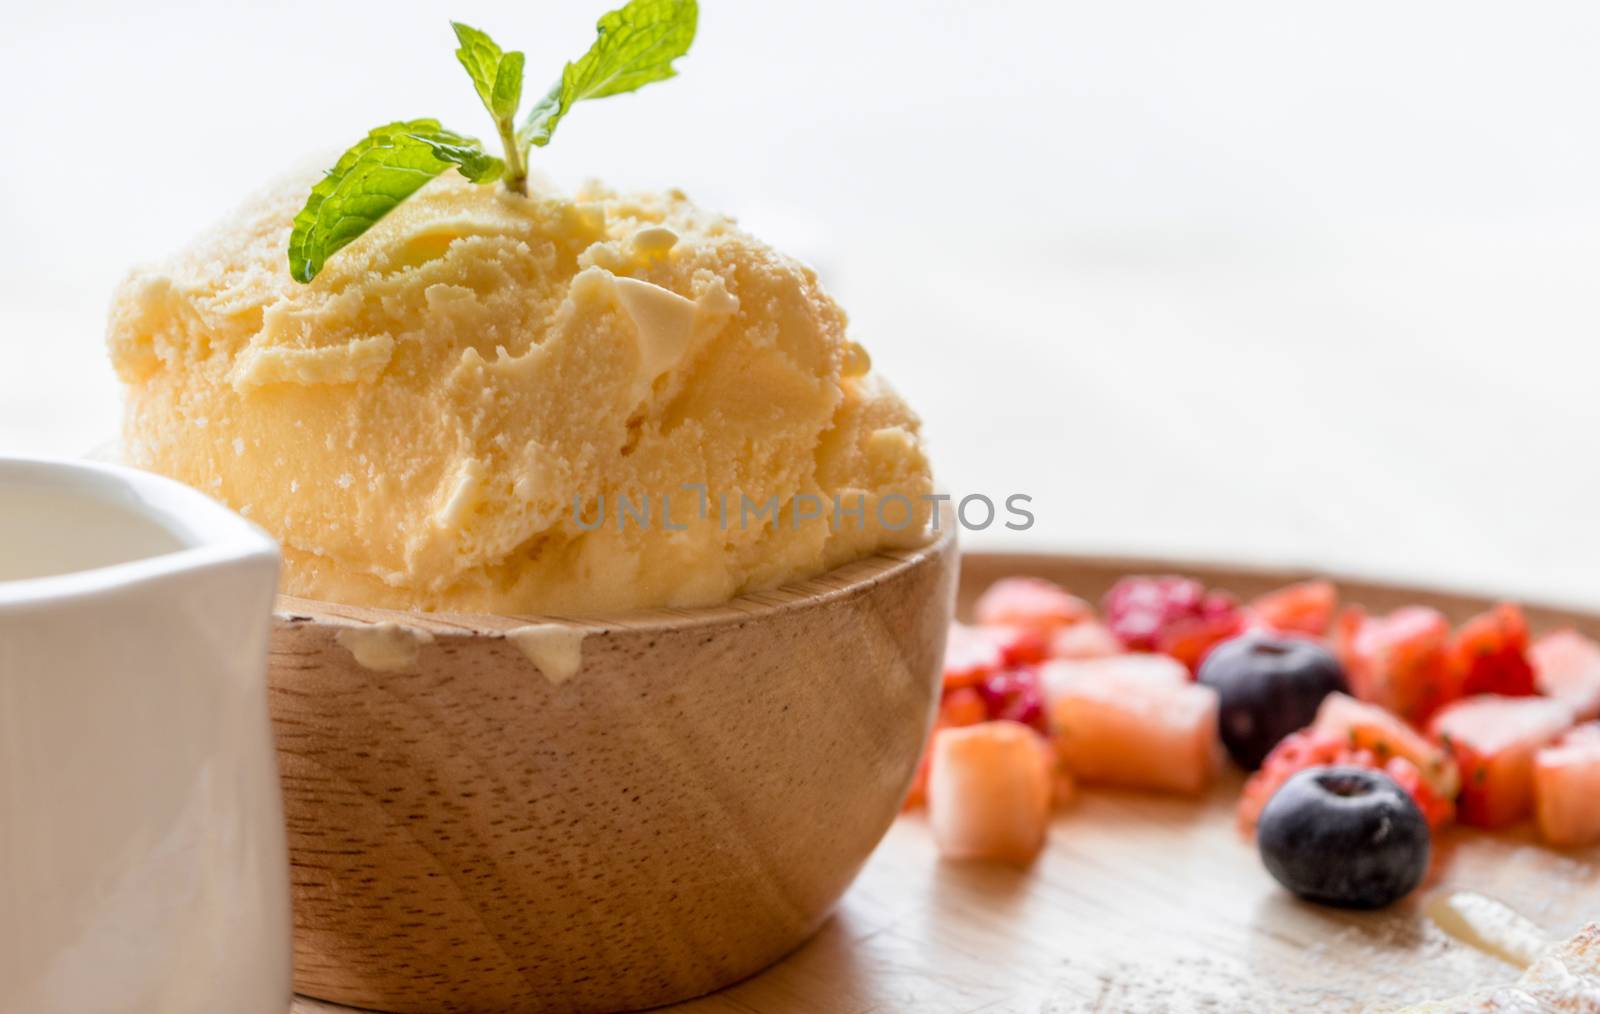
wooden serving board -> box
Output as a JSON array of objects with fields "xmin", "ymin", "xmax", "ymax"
[{"xmin": 293, "ymin": 553, "xmax": 1600, "ymax": 1014}]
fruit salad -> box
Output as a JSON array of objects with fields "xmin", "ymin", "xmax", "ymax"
[{"xmin": 912, "ymin": 572, "xmax": 1600, "ymax": 908}]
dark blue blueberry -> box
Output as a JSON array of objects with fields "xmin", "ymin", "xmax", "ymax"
[
  {"xmin": 1258, "ymin": 765, "xmax": 1430, "ymax": 909},
  {"xmin": 1199, "ymin": 633, "xmax": 1346, "ymax": 769}
]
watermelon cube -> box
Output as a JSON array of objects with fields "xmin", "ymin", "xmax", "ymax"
[
  {"xmin": 1534, "ymin": 724, "xmax": 1600, "ymax": 847},
  {"xmin": 927, "ymin": 721, "xmax": 1054, "ymax": 864},
  {"xmin": 1043, "ymin": 656, "xmax": 1219, "ymax": 794},
  {"xmin": 1311, "ymin": 691, "xmax": 1460, "ymax": 799},
  {"xmin": 1531, "ymin": 630, "xmax": 1600, "ymax": 722},
  {"xmin": 1430, "ymin": 695, "xmax": 1576, "ymax": 828}
]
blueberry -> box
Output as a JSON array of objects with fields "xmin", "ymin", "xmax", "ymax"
[
  {"xmin": 1198, "ymin": 633, "xmax": 1346, "ymax": 769},
  {"xmin": 1257, "ymin": 765, "xmax": 1430, "ymax": 909}
]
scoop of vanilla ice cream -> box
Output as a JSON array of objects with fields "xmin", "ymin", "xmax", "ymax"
[{"xmin": 107, "ymin": 170, "xmax": 933, "ymax": 614}]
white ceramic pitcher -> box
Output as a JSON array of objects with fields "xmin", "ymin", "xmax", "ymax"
[{"xmin": 0, "ymin": 457, "xmax": 291, "ymax": 1014}]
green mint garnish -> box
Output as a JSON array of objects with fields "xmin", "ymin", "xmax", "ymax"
[
  {"xmin": 520, "ymin": 0, "xmax": 699, "ymax": 149},
  {"xmin": 289, "ymin": 0, "xmax": 697, "ymax": 283}
]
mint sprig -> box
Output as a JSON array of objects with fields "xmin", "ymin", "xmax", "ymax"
[{"xmin": 289, "ymin": 0, "xmax": 697, "ymax": 283}]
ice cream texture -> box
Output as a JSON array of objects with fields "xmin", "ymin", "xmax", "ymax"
[{"xmin": 108, "ymin": 170, "xmax": 933, "ymax": 614}]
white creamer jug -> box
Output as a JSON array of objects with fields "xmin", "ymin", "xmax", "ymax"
[{"xmin": 0, "ymin": 457, "xmax": 291, "ymax": 1014}]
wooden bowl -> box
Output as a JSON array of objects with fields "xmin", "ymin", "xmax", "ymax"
[{"xmin": 265, "ymin": 523, "xmax": 958, "ymax": 1014}]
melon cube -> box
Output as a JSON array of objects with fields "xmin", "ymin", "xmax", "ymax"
[
  {"xmin": 927, "ymin": 721, "xmax": 1053, "ymax": 864},
  {"xmin": 1531, "ymin": 630, "xmax": 1600, "ymax": 722},
  {"xmin": 1535, "ymin": 724, "xmax": 1600, "ymax": 847},
  {"xmin": 1429, "ymin": 695, "xmax": 1576, "ymax": 828},
  {"xmin": 1043, "ymin": 656, "xmax": 1219, "ymax": 794}
]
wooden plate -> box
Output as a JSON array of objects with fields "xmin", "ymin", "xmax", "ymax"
[{"xmin": 295, "ymin": 552, "xmax": 1600, "ymax": 1014}]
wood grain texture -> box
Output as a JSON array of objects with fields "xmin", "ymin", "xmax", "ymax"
[
  {"xmin": 292, "ymin": 553, "xmax": 1600, "ymax": 1014},
  {"xmin": 269, "ymin": 525, "xmax": 958, "ymax": 1014}
]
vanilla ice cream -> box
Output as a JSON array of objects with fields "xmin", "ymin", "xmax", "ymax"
[{"xmin": 108, "ymin": 171, "xmax": 932, "ymax": 614}]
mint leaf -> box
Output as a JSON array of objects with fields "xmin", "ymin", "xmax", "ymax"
[
  {"xmin": 520, "ymin": 0, "xmax": 697, "ymax": 148},
  {"xmin": 452, "ymin": 22, "xmax": 525, "ymax": 121},
  {"xmin": 288, "ymin": 120, "xmax": 502, "ymax": 282},
  {"xmin": 490, "ymin": 51, "xmax": 525, "ymax": 122}
]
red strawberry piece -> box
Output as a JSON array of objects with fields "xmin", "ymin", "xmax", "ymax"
[
  {"xmin": 1449, "ymin": 603, "xmax": 1537, "ymax": 699},
  {"xmin": 1238, "ymin": 727, "xmax": 1454, "ymax": 833},
  {"xmin": 1250, "ymin": 580, "xmax": 1338, "ymax": 637},
  {"xmin": 1333, "ymin": 605, "xmax": 1455, "ymax": 725},
  {"xmin": 939, "ymin": 685, "xmax": 988, "ymax": 727}
]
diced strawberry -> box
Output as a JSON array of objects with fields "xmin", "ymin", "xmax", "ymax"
[
  {"xmin": 1311, "ymin": 692, "xmax": 1460, "ymax": 799},
  {"xmin": 1238, "ymin": 730, "xmax": 1350, "ymax": 829},
  {"xmin": 1531, "ymin": 630, "xmax": 1600, "ymax": 721},
  {"xmin": 1238, "ymin": 728, "xmax": 1454, "ymax": 832},
  {"xmin": 1250, "ymin": 580, "xmax": 1339, "ymax": 637},
  {"xmin": 927, "ymin": 721, "xmax": 1054, "ymax": 865},
  {"xmin": 1378, "ymin": 755, "xmax": 1457, "ymax": 832},
  {"xmin": 1449, "ymin": 603, "xmax": 1537, "ymax": 699},
  {"xmin": 1430, "ymin": 695, "xmax": 1576, "ymax": 828},
  {"xmin": 1043, "ymin": 656, "xmax": 1220, "ymax": 794},
  {"xmin": 1334, "ymin": 605, "xmax": 1455, "ymax": 725},
  {"xmin": 974, "ymin": 577, "xmax": 1094, "ymax": 631},
  {"xmin": 1534, "ymin": 724, "xmax": 1600, "ymax": 847},
  {"xmin": 1049, "ymin": 619, "xmax": 1122, "ymax": 660},
  {"xmin": 1103, "ymin": 576, "xmax": 1243, "ymax": 669},
  {"xmin": 939, "ymin": 686, "xmax": 988, "ymax": 727},
  {"xmin": 1157, "ymin": 610, "xmax": 1247, "ymax": 675}
]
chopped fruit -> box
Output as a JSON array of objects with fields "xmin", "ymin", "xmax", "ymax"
[
  {"xmin": 1044, "ymin": 658, "xmax": 1220, "ymax": 795},
  {"xmin": 938, "ymin": 686, "xmax": 988, "ymax": 727},
  {"xmin": 1449, "ymin": 603, "xmax": 1537, "ymax": 699},
  {"xmin": 1199, "ymin": 633, "xmax": 1347, "ymax": 770},
  {"xmin": 1042, "ymin": 653, "xmax": 1190, "ymax": 689},
  {"xmin": 942, "ymin": 622, "xmax": 1004, "ymax": 690},
  {"xmin": 974, "ymin": 577, "xmax": 1094, "ymax": 631},
  {"xmin": 1103, "ymin": 575, "xmax": 1244, "ymax": 670},
  {"xmin": 1431, "ymin": 695, "xmax": 1576, "ymax": 828},
  {"xmin": 942, "ymin": 622, "xmax": 1047, "ymax": 690},
  {"xmin": 1531, "ymin": 630, "xmax": 1600, "ymax": 721},
  {"xmin": 1049, "ymin": 620, "xmax": 1122, "ymax": 660},
  {"xmin": 1250, "ymin": 580, "xmax": 1339, "ymax": 638},
  {"xmin": 1311, "ymin": 692, "xmax": 1460, "ymax": 799},
  {"xmin": 1534, "ymin": 724, "xmax": 1600, "ymax": 847},
  {"xmin": 927, "ymin": 721, "xmax": 1053, "ymax": 865},
  {"xmin": 1238, "ymin": 728, "xmax": 1453, "ymax": 832},
  {"xmin": 1257, "ymin": 766, "xmax": 1430, "ymax": 910},
  {"xmin": 1333, "ymin": 605, "xmax": 1455, "ymax": 725},
  {"xmin": 976, "ymin": 668, "xmax": 1049, "ymax": 735},
  {"xmin": 1158, "ymin": 609, "xmax": 1248, "ymax": 674}
]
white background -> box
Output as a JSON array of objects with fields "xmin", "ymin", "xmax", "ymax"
[{"xmin": 4, "ymin": 1, "xmax": 1598, "ymax": 605}]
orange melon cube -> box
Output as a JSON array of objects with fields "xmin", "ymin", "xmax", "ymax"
[
  {"xmin": 1535, "ymin": 724, "xmax": 1600, "ymax": 847},
  {"xmin": 1430, "ymin": 695, "xmax": 1576, "ymax": 828},
  {"xmin": 1043, "ymin": 656, "xmax": 1219, "ymax": 794},
  {"xmin": 927, "ymin": 721, "xmax": 1053, "ymax": 864},
  {"xmin": 1531, "ymin": 630, "xmax": 1600, "ymax": 722}
]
